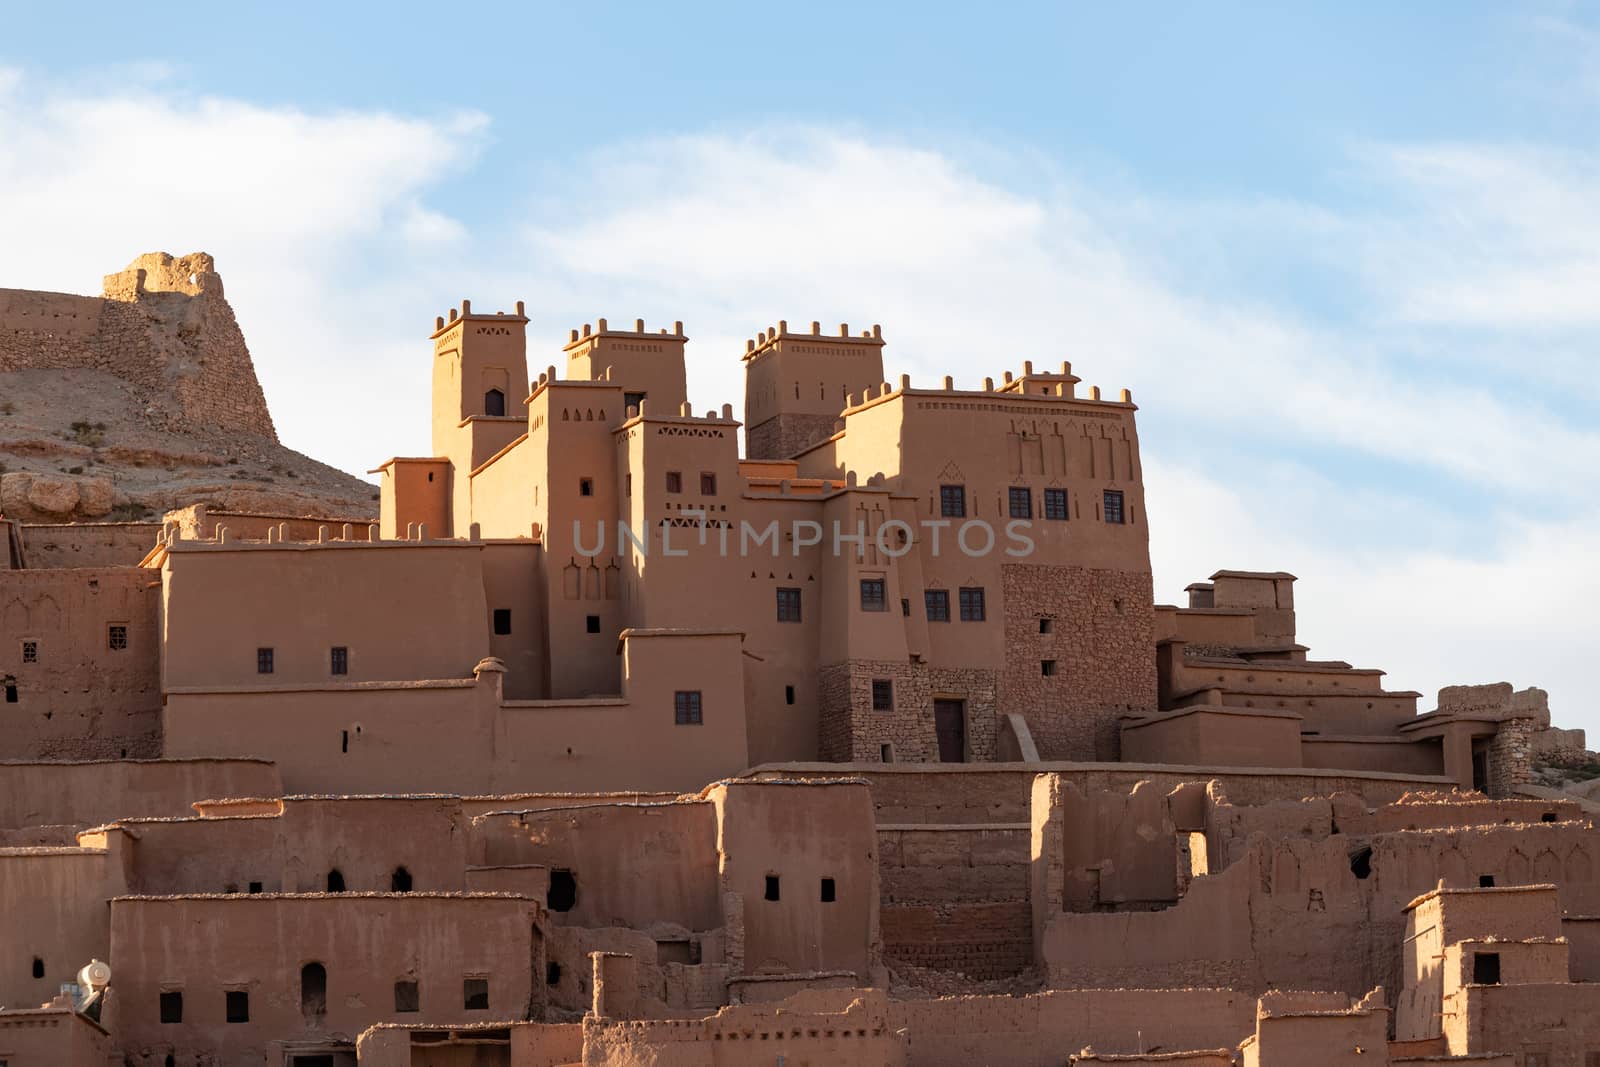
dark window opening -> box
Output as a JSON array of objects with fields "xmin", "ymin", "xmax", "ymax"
[
  {"xmin": 257, "ymin": 647, "xmax": 274, "ymax": 674},
  {"xmin": 1041, "ymin": 660, "xmax": 1057, "ymax": 677},
  {"xmin": 1349, "ymin": 847, "xmax": 1373, "ymax": 880},
  {"xmin": 4, "ymin": 683, "xmax": 16, "ymax": 703},
  {"xmin": 764, "ymin": 875, "xmax": 781, "ymax": 901},
  {"xmin": 492, "ymin": 609, "xmax": 512, "ymax": 635},
  {"xmin": 107, "ymin": 624, "xmax": 128, "ymax": 651},
  {"xmin": 1008, "ymin": 486, "xmax": 1032, "ymax": 519},
  {"xmin": 821, "ymin": 877, "xmax": 836, "ymax": 903},
  {"xmin": 547, "ymin": 869, "xmax": 577, "ymax": 912},
  {"xmin": 871, "ymin": 679, "xmax": 894, "ymax": 711},
  {"xmin": 579, "ymin": 478, "xmax": 593, "ymax": 497},
  {"xmin": 21, "ymin": 641, "xmax": 37, "ymax": 664},
  {"xmin": 330, "ymin": 646, "xmax": 348, "ymax": 676},
  {"xmin": 624, "ymin": 391, "xmax": 646, "ymax": 413},
  {"xmin": 624, "ymin": 473, "xmax": 632, "ymax": 496},
  {"xmin": 586, "ymin": 614, "xmax": 601, "ymax": 634},
  {"xmin": 31, "ymin": 957, "xmax": 43, "ymax": 979},
  {"xmin": 326, "ymin": 869, "xmax": 346, "ymax": 893},
  {"xmin": 901, "ymin": 597, "xmax": 911, "ymax": 617},
  {"xmin": 1479, "ymin": 874, "xmax": 1496, "ymax": 887},
  {"xmin": 1103, "ymin": 490, "xmax": 1126, "ymax": 524},
  {"xmin": 665, "ymin": 471, "xmax": 683, "ymax": 494},
  {"xmin": 674, "ymin": 690, "xmax": 703, "ymax": 725},
  {"xmin": 248, "ymin": 881, "xmax": 263, "ymax": 894},
  {"xmin": 301, "ymin": 962, "xmax": 327, "ymax": 1018},
  {"xmin": 859, "ymin": 578, "xmax": 887, "ymax": 612},
  {"xmin": 785, "ymin": 685, "xmax": 795, "ymax": 705},
  {"xmin": 546, "ymin": 961, "xmax": 562, "ymax": 985},
  {"xmin": 1473, "ymin": 951, "xmax": 1501, "ymax": 985},
  {"xmin": 925, "ymin": 589, "xmax": 950, "ymax": 622},
  {"xmin": 880, "ymin": 743, "xmax": 893, "ymax": 763},
  {"xmin": 1044, "ymin": 488, "xmax": 1068, "ymax": 521},
  {"xmin": 939, "ymin": 484, "xmax": 966, "ymax": 518},
  {"xmin": 776, "ymin": 587, "xmax": 802, "ymax": 622},
  {"xmin": 391, "ymin": 866, "xmax": 413, "ymax": 892},
  {"xmin": 463, "ymin": 978, "xmax": 489, "ymax": 1011},
  {"xmin": 394, "ymin": 979, "xmax": 420, "ymax": 1013},
  {"xmin": 700, "ymin": 472, "xmax": 717, "ymax": 496},
  {"xmin": 1542, "ymin": 812, "xmax": 1558, "ymax": 823},
  {"xmin": 226, "ymin": 990, "xmax": 250, "ymax": 1023},
  {"xmin": 959, "ymin": 587, "xmax": 986, "ymax": 622},
  {"xmin": 160, "ymin": 990, "xmax": 183, "ymax": 1023},
  {"xmin": 1039, "ymin": 618, "xmax": 1053, "ymax": 634},
  {"xmin": 484, "ymin": 389, "xmax": 506, "ymax": 417},
  {"xmin": 341, "ymin": 729, "xmax": 349, "ymax": 754}
]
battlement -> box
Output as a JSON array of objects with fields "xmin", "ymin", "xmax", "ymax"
[
  {"xmin": 430, "ymin": 298, "xmax": 529, "ymax": 340},
  {"xmin": 833, "ymin": 369, "xmax": 1135, "ymax": 416},
  {"xmin": 742, "ymin": 319, "xmax": 885, "ymax": 363},
  {"xmin": 562, "ymin": 317, "xmax": 686, "ymax": 352}
]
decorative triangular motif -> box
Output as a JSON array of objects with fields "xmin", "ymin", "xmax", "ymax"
[{"xmin": 935, "ymin": 460, "xmax": 965, "ymax": 481}]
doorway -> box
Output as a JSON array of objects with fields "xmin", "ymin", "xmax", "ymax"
[{"xmin": 934, "ymin": 699, "xmax": 966, "ymax": 763}]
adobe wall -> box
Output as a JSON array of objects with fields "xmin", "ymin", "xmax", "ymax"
[
  {"xmin": 878, "ymin": 824, "xmax": 1028, "ymax": 905},
  {"xmin": 880, "ymin": 901, "xmax": 1033, "ymax": 979},
  {"xmin": 0, "ymin": 1008, "xmax": 112, "ymax": 1066},
  {"xmin": 1449, "ymin": 982, "xmax": 1600, "ymax": 1062},
  {"xmin": 0, "ymin": 758, "xmax": 279, "ymax": 829},
  {"xmin": 0, "ymin": 253, "xmax": 276, "ymax": 440},
  {"xmin": 18, "ymin": 521, "xmax": 161, "ymax": 567},
  {"xmin": 0, "ymin": 566, "xmax": 162, "ymax": 759},
  {"xmin": 886, "ymin": 989, "xmax": 1256, "ymax": 1067},
  {"xmin": 106, "ymin": 894, "xmax": 542, "ymax": 1064},
  {"xmin": 0, "ymin": 845, "xmax": 125, "ymax": 1010},
  {"xmin": 1000, "ymin": 563, "xmax": 1157, "ymax": 761}
]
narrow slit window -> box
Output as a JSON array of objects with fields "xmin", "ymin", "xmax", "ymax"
[
  {"xmin": 256, "ymin": 647, "xmax": 274, "ymax": 674},
  {"xmin": 764, "ymin": 874, "xmax": 780, "ymax": 901},
  {"xmin": 492, "ymin": 609, "xmax": 512, "ymax": 635},
  {"xmin": 820, "ymin": 877, "xmax": 836, "ymax": 903},
  {"xmin": 785, "ymin": 684, "xmax": 796, "ymax": 706}
]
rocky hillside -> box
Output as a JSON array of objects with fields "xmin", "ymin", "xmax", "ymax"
[{"xmin": 0, "ymin": 253, "xmax": 377, "ymax": 522}]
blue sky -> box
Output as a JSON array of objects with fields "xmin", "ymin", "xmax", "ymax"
[{"xmin": 3, "ymin": 3, "xmax": 1598, "ymax": 731}]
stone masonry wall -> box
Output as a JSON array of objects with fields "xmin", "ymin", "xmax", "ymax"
[
  {"xmin": 746, "ymin": 413, "xmax": 842, "ymax": 460},
  {"xmin": 1000, "ymin": 563, "xmax": 1157, "ymax": 761},
  {"xmin": 820, "ymin": 660, "xmax": 999, "ymax": 763},
  {"xmin": 1487, "ymin": 717, "xmax": 1539, "ymax": 797},
  {"xmin": 0, "ymin": 253, "xmax": 276, "ymax": 441}
]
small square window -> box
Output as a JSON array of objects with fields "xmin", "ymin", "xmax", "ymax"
[
  {"xmin": 394, "ymin": 980, "xmax": 420, "ymax": 1013},
  {"xmin": 1103, "ymin": 490, "xmax": 1126, "ymax": 525},
  {"xmin": 764, "ymin": 874, "xmax": 780, "ymax": 901},
  {"xmin": 665, "ymin": 471, "xmax": 683, "ymax": 494},
  {"xmin": 925, "ymin": 590, "xmax": 950, "ymax": 622},
  {"xmin": 492, "ymin": 609, "xmax": 512, "ymax": 635},
  {"xmin": 1473, "ymin": 951, "xmax": 1501, "ymax": 985},
  {"xmin": 20, "ymin": 640, "xmax": 37, "ymax": 664},
  {"xmin": 463, "ymin": 978, "xmax": 489, "ymax": 1011},
  {"xmin": 159, "ymin": 990, "xmax": 183, "ymax": 1024},
  {"xmin": 579, "ymin": 478, "xmax": 594, "ymax": 497},
  {"xmin": 1039, "ymin": 618, "xmax": 1053, "ymax": 634},
  {"xmin": 1041, "ymin": 660, "xmax": 1057, "ymax": 677},
  {"xmin": 330, "ymin": 646, "xmax": 348, "ymax": 675},
  {"xmin": 820, "ymin": 877, "xmax": 836, "ymax": 903},
  {"xmin": 107, "ymin": 624, "xmax": 128, "ymax": 651},
  {"xmin": 256, "ymin": 648, "xmax": 274, "ymax": 674},
  {"xmin": 586, "ymin": 615, "xmax": 601, "ymax": 634},
  {"xmin": 859, "ymin": 578, "xmax": 887, "ymax": 612},
  {"xmin": 248, "ymin": 881, "xmax": 263, "ymax": 894},
  {"xmin": 225, "ymin": 990, "xmax": 249, "ymax": 1023},
  {"xmin": 871, "ymin": 679, "xmax": 894, "ymax": 711},
  {"xmin": 700, "ymin": 472, "xmax": 717, "ymax": 495},
  {"xmin": 1479, "ymin": 874, "xmax": 1495, "ymax": 887},
  {"xmin": 939, "ymin": 484, "xmax": 966, "ymax": 518},
  {"xmin": 959, "ymin": 587, "xmax": 986, "ymax": 622},
  {"xmin": 674, "ymin": 690, "xmax": 702, "ymax": 725},
  {"xmin": 776, "ymin": 587, "xmax": 802, "ymax": 623},
  {"xmin": 1044, "ymin": 488, "xmax": 1069, "ymax": 521},
  {"xmin": 1008, "ymin": 486, "xmax": 1032, "ymax": 519}
]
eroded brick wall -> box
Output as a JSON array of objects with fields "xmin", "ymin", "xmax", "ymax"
[
  {"xmin": 1000, "ymin": 563, "xmax": 1157, "ymax": 761},
  {"xmin": 881, "ymin": 901, "xmax": 1033, "ymax": 980}
]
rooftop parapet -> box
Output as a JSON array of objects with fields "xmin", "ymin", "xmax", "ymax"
[
  {"xmin": 562, "ymin": 317, "xmax": 686, "ymax": 351},
  {"xmin": 741, "ymin": 319, "xmax": 885, "ymax": 363},
  {"xmin": 430, "ymin": 298, "xmax": 529, "ymax": 339}
]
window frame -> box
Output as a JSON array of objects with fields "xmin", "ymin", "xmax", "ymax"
[
  {"xmin": 775, "ymin": 587, "xmax": 803, "ymax": 623},
  {"xmin": 1043, "ymin": 487, "xmax": 1069, "ymax": 521},
  {"xmin": 958, "ymin": 587, "xmax": 986, "ymax": 622},
  {"xmin": 665, "ymin": 470, "xmax": 683, "ymax": 494},
  {"xmin": 107, "ymin": 624, "xmax": 128, "ymax": 651},
  {"xmin": 20, "ymin": 640, "xmax": 37, "ymax": 664},
  {"xmin": 871, "ymin": 678, "xmax": 894, "ymax": 712},
  {"xmin": 256, "ymin": 647, "xmax": 275, "ymax": 675},
  {"xmin": 925, "ymin": 589, "xmax": 951, "ymax": 622},
  {"xmin": 1008, "ymin": 486, "xmax": 1032, "ymax": 519},
  {"xmin": 859, "ymin": 578, "xmax": 888, "ymax": 613},
  {"xmin": 939, "ymin": 484, "xmax": 967, "ymax": 518},
  {"xmin": 1103, "ymin": 489, "xmax": 1126, "ymax": 525},
  {"xmin": 674, "ymin": 690, "xmax": 703, "ymax": 725},
  {"xmin": 700, "ymin": 472, "xmax": 717, "ymax": 496},
  {"xmin": 330, "ymin": 646, "xmax": 348, "ymax": 676}
]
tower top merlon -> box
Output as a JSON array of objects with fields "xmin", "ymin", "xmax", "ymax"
[
  {"xmin": 741, "ymin": 319, "xmax": 885, "ymax": 363},
  {"xmin": 562, "ymin": 317, "xmax": 688, "ymax": 353},
  {"xmin": 430, "ymin": 299, "xmax": 530, "ymax": 340}
]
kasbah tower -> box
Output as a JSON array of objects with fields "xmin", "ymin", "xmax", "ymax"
[{"xmin": 1, "ymin": 253, "xmax": 1598, "ymax": 1066}]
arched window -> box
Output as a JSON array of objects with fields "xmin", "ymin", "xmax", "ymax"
[
  {"xmin": 326, "ymin": 869, "xmax": 345, "ymax": 893},
  {"xmin": 391, "ymin": 866, "xmax": 413, "ymax": 892},
  {"xmin": 485, "ymin": 389, "xmax": 506, "ymax": 417},
  {"xmin": 300, "ymin": 962, "xmax": 327, "ymax": 1018}
]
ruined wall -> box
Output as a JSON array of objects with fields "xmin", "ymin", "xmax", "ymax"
[
  {"xmin": 0, "ymin": 566, "xmax": 162, "ymax": 759},
  {"xmin": 0, "ymin": 253, "xmax": 276, "ymax": 439},
  {"xmin": 1000, "ymin": 564, "xmax": 1157, "ymax": 761},
  {"xmin": 17, "ymin": 521, "xmax": 162, "ymax": 567}
]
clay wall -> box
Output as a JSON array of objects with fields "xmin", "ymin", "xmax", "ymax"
[
  {"xmin": 1565, "ymin": 916, "xmax": 1600, "ymax": 982},
  {"xmin": 0, "ymin": 844, "xmax": 125, "ymax": 1009},
  {"xmin": 0, "ymin": 758, "xmax": 279, "ymax": 829},
  {"xmin": 1122, "ymin": 708, "xmax": 1304, "ymax": 769},
  {"xmin": 880, "ymin": 901, "xmax": 1034, "ymax": 979},
  {"xmin": 0, "ymin": 565, "xmax": 162, "ymax": 758},
  {"xmin": 877, "ymin": 824, "xmax": 1028, "ymax": 905},
  {"xmin": 886, "ymin": 988, "xmax": 1256, "ymax": 1067},
  {"xmin": 1447, "ymin": 982, "xmax": 1600, "ymax": 1063},
  {"xmin": 0, "ymin": 1008, "xmax": 112, "ymax": 1066},
  {"xmin": 107, "ymin": 894, "xmax": 542, "ymax": 1064},
  {"xmin": 711, "ymin": 780, "xmax": 879, "ymax": 979},
  {"xmin": 18, "ymin": 521, "xmax": 161, "ymax": 567}
]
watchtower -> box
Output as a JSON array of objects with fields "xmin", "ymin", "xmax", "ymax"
[
  {"xmin": 430, "ymin": 299, "xmax": 530, "ymax": 458},
  {"xmin": 741, "ymin": 320, "xmax": 885, "ymax": 459},
  {"xmin": 563, "ymin": 317, "xmax": 689, "ymax": 418}
]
